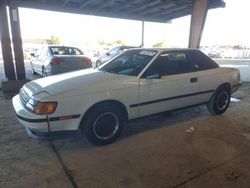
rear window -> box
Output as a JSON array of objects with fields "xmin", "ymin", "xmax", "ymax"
[{"xmin": 49, "ymin": 47, "xmax": 83, "ymax": 55}]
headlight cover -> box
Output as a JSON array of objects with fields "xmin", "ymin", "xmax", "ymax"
[
  {"xmin": 20, "ymin": 89, "xmax": 57, "ymax": 115},
  {"xmin": 34, "ymin": 101, "xmax": 57, "ymax": 115},
  {"xmin": 25, "ymin": 99, "xmax": 57, "ymax": 115}
]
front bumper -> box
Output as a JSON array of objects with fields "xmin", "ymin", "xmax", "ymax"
[
  {"xmin": 12, "ymin": 95, "xmax": 49, "ymax": 131},
  {"xmin": 25, "ymin": 126, "xmax": 78, "ymax": 140},
  {"xmin": 12, "ymin": 94, "xmax": 81, "ymax": 139}
]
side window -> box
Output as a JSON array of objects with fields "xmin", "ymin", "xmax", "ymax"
[
  {"xmin": 109, "ymin": 47, "xmax": 119, "ymax": 55},
  {"xmin": 39, "ymin": 47, "xmax": 48, "ymax": 58},
  {"xmin": 143, "ymin": 51, "xmax": 196, "ymax": 77},
  {"xmin": 35, "ymin": 47, "xmax": 43, "ymax": 57},
  {"xmin": 190, "ymin": 50, "xmax": 219, "ymax": 71}
]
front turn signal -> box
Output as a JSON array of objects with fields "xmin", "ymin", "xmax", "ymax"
[{"xmin": 34, "ymin": 102, "xmax": 57, "ymax": 115}]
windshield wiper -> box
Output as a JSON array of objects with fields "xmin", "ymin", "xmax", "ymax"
[{"xmin": 99, "ymin": 68, "xmax": 117, "ymax": 74}]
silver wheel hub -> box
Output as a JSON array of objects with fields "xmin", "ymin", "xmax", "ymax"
[
  {"xmin": 216, "ymin": 91, "xmax": 229, "ymax": 111},
  {"xmin": 93, "ymin": 112, "xmax": 119, "ymax": 140}
]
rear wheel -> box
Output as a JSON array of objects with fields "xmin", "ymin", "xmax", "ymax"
[
  {"xmin": 42, "ymin": 67, "xmax": 47, "ymax": 77},
  {"xmin": 82, "ymin": 103, "xmax": 125, "ymax": 146},
  {"xmin": 207, "ymin": 86, "xmax": 231, "ymax": 115},
  {"xmin": 30, "ymin": 62, "xmax": 37, "ymax": 75},
  {"xmin": 96, "ymin": 60, "xmax": 102, "ymax": 67}
]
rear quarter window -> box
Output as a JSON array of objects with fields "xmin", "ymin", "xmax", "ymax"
[{"xmin": 190, "ymin": 50, "xmax": 219, "ymax": 71}]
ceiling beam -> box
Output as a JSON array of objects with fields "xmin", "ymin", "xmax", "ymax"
[
  {"xmin": 95, "ymin": 0, "xmax": 114, "ymax": 11},
  {"xmin": 153, "ymin": 6, "xmax": 190, "ymax": 20},
  {"xmin": 17, "ymin": 0, "xmax": 225, "ymax": 23},
  {"xmin": 137, "ymin": 2, "xmax": 176, "ymax": 16},
  {"xmin": 127, "ymin": 0, "xmax": 161, "ymax": 14},
  {"xmin": 111, "ymin": 0, "xmax": 142, "ymax": 13},
  {"xmin": 62, "ymin": 0, "xmax": 70, "ymax": 7},
  {"xmin": 155, "ymin": 4, "xmax": 188, "ymax": 17},
  {"xmin": 80, "ymin": 0, "xmax": 92, "ymax": 9}
]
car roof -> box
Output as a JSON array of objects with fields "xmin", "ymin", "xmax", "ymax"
[
  {"xmin": 119, "ymin": 46, "xmax": 137, "ymax": 49},
  {"xmin": 126, "ymin": 47, "xmax": 199, "ymax": 52},
  {"xmin": 47, "ymin": 45, "xmax": 80, "ymax": 48}
]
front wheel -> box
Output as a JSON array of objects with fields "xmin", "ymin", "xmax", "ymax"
[
  {"xmin": 82, "ymin": 103, "xmax": 125, "ymax": 146},
  {"xmin": 207, "ymin": 86, "xmax": 231, "ymax": 115}
]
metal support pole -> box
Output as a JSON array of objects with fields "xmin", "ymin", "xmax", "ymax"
[
  {"xmin": 141, "ymin": 21, "xmax": 144, "ymax": 47},
  {"xmin": 188, "ymin": 0, "xmax": 209, "ymax": 48},
  {"xmin": 8, "ymin": 0, "xmax": 26, "ymax": 80},
  {"xmin": 0, "ymin": 0, "xmax": 16, "ymax": 80}
]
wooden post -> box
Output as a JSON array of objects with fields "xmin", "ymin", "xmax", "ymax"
[
  {"xmin": 8, "ymin": 0, "xmax": 26, "ymax": 80},
  {"xmin": 188, "ymin": 0, "xmax": 209, "ymax": 48},
  {"xmin": 0, "ymin": 0, "xmax": 16, "ymax": 80}
]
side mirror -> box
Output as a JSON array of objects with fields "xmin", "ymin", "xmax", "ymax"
[
  {"xmin": 145, "ymin": 73, "xmax": 161, "ymax": 79},
  {"xmin": 106, "ymin": 52, "xmax": 110, "ymax": 56}
]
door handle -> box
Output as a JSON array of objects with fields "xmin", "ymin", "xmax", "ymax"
[{"xmin": 190, "ymin": 77, "xmax": 198, "ymax": 83}]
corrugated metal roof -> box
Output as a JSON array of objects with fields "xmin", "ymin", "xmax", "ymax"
[{"xmin": 16, "ymin": 0, "xmax": 225, "ymax": 23}]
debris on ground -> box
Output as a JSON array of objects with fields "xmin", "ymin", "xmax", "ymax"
[{"xmin": 185, "ymin": 126, "xmax": 195, "ymax": 133}]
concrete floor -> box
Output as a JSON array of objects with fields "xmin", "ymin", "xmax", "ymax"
[{"xmin": 1, "ymin": 83, "xmax": 250, "ymax": 188}]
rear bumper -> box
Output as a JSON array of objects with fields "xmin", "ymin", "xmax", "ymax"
[{"xmin": 48, "ymin": 65, "xmax": 91, "ymax": 75}]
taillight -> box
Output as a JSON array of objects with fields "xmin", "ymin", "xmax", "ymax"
[{"xmin": 50, "ymin": 57, "xmax": 63, "ymax": 65}]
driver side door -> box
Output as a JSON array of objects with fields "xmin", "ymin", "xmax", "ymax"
[{"xmin": 137, "ymin": 51, "xmax": 202, "ymax": 117}]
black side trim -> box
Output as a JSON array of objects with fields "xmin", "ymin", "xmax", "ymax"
[
  {"xmin": 130, "ymin": 90, "xmax": 214, "ymax": 108},
  {"xmin": 16, "ymin": 114, "xmax": 80, "ymax": 123},
  {"xmin": 49, "ymin": 114, "xmax": 80, "ymax": 122},
  {"xmin": 129, "ymin": 102, "xmax": 208, "ymax": 122}
]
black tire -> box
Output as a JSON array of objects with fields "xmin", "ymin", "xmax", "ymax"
[
  {"xmin": 31, "ymin": 67, "xmax": 37, "ymax": 75},
  {"xmin": 30, "ymin": 62, "xmax": 37, "ymax": 75},
  {"xmin": 207, "ymin": 86, "xmax": 231, "ymax": 115},
  {"xmin": 42, "ymin": 67, "xmax": 47, "ymax": 77},
  {"xmin": 96, "ymin": 60, "xmax": 102, "ymax": 68},
  {"xmin": 82, "ymin": 103, "xmax": 125, "ymax": 146}
]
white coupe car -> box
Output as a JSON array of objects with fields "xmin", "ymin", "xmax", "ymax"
[{"xmin": 12, "ymin": 48, "xmax": 241, "ymax": 146}]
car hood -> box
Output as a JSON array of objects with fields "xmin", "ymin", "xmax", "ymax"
[{"xmin": 23, "ymin": 68, "xmax": 137, "ymax": 97}]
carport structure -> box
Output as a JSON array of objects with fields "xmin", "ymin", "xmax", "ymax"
[{"xmin": 0, "ymin": 0, "xmax": 225, "ymax": 91}]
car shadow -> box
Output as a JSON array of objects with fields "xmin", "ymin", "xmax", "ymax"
[
  {"xmin": 52, "ymin": 105, "xmax": 210, "ymax": 152},
  {"xmin": 121, "ymin": 105, "xmax": 209, "ymax": 140}
]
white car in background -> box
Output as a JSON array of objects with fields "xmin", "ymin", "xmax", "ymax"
[
  {"xmin": 30, "ymin": 45, "xmax": 92, "ymax": 76},
  {"xmin": 13, "ymin": 48, "xmax": 241, "ymax": 146},
  {"xmin": 95, "ymin": 46, "xmax": 136, "ymax": 67}
]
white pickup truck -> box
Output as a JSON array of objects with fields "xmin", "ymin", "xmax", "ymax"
[{"xmin": 12, "ymin": 48, "xmax": 241, "ymax": 146}]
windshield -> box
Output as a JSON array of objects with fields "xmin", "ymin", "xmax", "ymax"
[{"xmin": 99, "ymin": 49, "xmax": 157, "ymax": 76}]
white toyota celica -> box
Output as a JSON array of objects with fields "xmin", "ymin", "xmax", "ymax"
[{"xmin": 12, "ymin": 48, "xmax": 241, "ymax": 146}]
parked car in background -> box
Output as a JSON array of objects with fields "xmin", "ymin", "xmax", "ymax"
[
  {"xmin": 13, "ymin": 48, "xmax": 241, "ymax": 146},
  {"xmin": 95, "ymin": 45, "xmax": 136, "ymax": 67},
  {"xmin": 30, "ymin": 45, "xmax": 92, "ymax": 76},
  {"xmin": 207, "ymin": 51, "xmax": 221, "ymax": 58}
]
